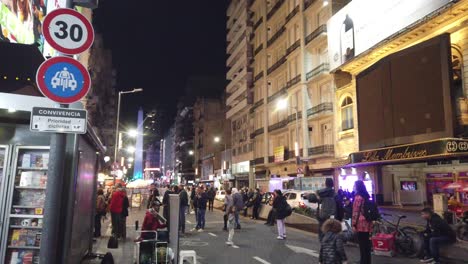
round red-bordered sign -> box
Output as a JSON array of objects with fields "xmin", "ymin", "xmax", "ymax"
[
  {"xmin": 36, "ymin": 56, "xmax": 91, "ymax": 104},
  {"xmin": 43, "ymin": 8, "xmax": 94, "ymax": 55}
]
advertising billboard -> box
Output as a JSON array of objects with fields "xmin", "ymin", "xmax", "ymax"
[
  {"xmin": 327, "ymin": 0, "xmax": 452, "ymax": 71},
  {"xmin": 43, "ymin": 0, "xmax": 67, "ymax": 57},
  {"xmin": 274, "ymin": 146, "xmax": 285, "ymax": 163},
  {"xmin": 0, "ymin": 0, "xmax": 46, "ymax": 48}
]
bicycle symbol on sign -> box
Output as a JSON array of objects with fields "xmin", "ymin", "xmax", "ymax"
[{"xmin": 51, "ymin": 67, "xmax": 78, "ymax": 91}]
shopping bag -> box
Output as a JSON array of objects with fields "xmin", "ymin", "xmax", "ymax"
[{"xmin": 107, "ymin": 235, "xmax": 118, "ymax": 249}]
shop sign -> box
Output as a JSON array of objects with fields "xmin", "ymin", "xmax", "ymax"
[
  {"xmin": 30, "ymin": 106, "xmax": 87, "ymax": 134},
  {"xmin": 274, "ymin": 146, "xmax": 285, "ymax": 163},
  {"xmin": 427, "ymin": 173, "xmax": 453, "ymax": 179},
  {"xmin": 327, "ymin": 0, "xmax": 452, "ymax": 71},
  {"xmin": 350, "ymin": 138, "xmax": 468, "ymax": 165}
]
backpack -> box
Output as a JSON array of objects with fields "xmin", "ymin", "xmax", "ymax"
[
  {"xmin": 318, "ymin": 196, "xmax": 337, "ymax": 220},
  {"xmin": 285, "ymin": 203, "xmax": 293, "ymax": 217},
  {"xmin": 362, "ymin": 199, "xmax": 380, "ymax": 222}
]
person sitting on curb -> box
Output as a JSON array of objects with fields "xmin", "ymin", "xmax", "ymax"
[{"xmin": 420, "ymin": 208, "xmax": 456, "ymax": 264}]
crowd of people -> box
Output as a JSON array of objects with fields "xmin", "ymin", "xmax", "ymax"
[{"xmin": 93, "ymin": 176, "xmax": 458, "ymax": 264}]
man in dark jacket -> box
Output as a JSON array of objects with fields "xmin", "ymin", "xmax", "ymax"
[
  {"xmin": 195, "ymin": 186, "xmax": 208, "ymax": 231},
  {"xmin": 316, "ymin": 178, "xmax": 338, "ymax": 241},
  {"xmin": 232, "ymin": 188, "xmax": 244, "ymax": 229},
  {"xmin": 147, "ymin": 183, "xmax": 160, "ymax": 209},
  {"xmin": 251, "ymin": 188, "xmax": 262, "ymax": 220},
  {"xmin": 207, "ymin": 187, "xmax": 215, "ymax": 211},
  {"xmin": 162, "ymin": 186, "xmax": 175, "ymax": 231},
  {"xmin": 190, "ymin": 186, "xmax": 197, "ymax": 215},
  {"xmin": 179, "ymin": 185, "xmax": 189, "ymax": 234},
  {"xmin": 420, "ymin": 208, "xmax": 456, "ymax": 264}
]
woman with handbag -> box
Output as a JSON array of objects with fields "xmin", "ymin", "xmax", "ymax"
[
  {"xmin": 272, "ymin": 189, "xmax": 289, "ymax": 240},
  {"xmin": 94, "ymin": 189, "xmax": 106, "ymax": 237},
  {"xmin": 352, "ymin": 180, "xmax": 373, "ymax": 264}
]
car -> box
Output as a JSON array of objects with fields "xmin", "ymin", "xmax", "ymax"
[
  {"xmin": 261, "ymin": 192, "xmax": 274, "ymax": 204},
  {"xmin": 283, "ymin": 190, "xmax": 318, "ymax": 210},
  {"xmin": 215, "ymin": 190, "xmax": 226, "ymax": 201}
]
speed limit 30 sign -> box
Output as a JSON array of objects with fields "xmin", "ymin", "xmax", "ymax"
[{"xmin": 43, "ymin": 8, "xmax": 94, "ymax": 55}]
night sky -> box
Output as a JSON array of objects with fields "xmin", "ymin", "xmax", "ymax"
[{"xmin": 94, "ymin": 0, "xmax": 228, "ymax": 133}]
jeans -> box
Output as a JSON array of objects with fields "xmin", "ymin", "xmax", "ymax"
[
  {"xmin": 277, "ymin": 219, "xmax": 286, "ymax": 237},
  {"xmin": 196, "ymin": 209, "xmax": 206, "ymax": 229},
  {"xmin": 94, "ymin": 213, "xmax": 102, "ymax": 237},
  {"xmin": 179, "ymin": 205, "xmax": 187, "ymax": 233},
  {"xmin": 111, "ymin": 212, "xmax": 122, "ymax": 237},
  {"xmin": 424, "ymin": 235, "xmax": 453, "ymax": 261},
  {"xmin": 235, "ymin": 209, "xmax": 241, "ymax": 228},
  {"xmin": 266, "ymin": 209, "xmax": 276, "ymax": 225},
  {"xmin": 208, "ymin": 200, "xmax": 214, "ymax": 211},
  {"xmin": 357, "ymin": 232, "xmax": 372, "ymax": 264},
  {"xmin": 228, "ymin": 228, "xmax": 235, "ymax": 243},
  {"xmin": 252, "ymin": 205, "xmax": 260, "ymax": 219}
]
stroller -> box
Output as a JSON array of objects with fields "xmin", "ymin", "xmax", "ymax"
[{"xmin": 134, "ymin": 231, "xmax": 173, "ymax": 264}]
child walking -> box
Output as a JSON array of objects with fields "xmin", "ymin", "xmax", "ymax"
[
  {"xmin": 226, "ymin": 206, "xmax": 236, "ymax": 245},
  {"xmin": 319, "ymin": 219, "xmax": 348, "ymax": 264}
]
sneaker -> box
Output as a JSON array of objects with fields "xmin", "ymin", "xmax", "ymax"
[
  {"xmin": 198, "ymin": 229, "xmax": 204, "ymax": 232},
  {"xmin": 277, "ymin": 236, "xmax": 284, "ymax": 240},
  {"xmin": 226, "ymin": 241, "xmax": 233, "ymax": 245},
  {"xmin": 283, "ymin": 235, "xmax": 287, "ymax": 239},
  {"xmin": 190, "ymin": 228, "xmax": 198, "ymax": 232},
  {"xmin": 420, "ymin": 257, "xmax": 434, "ymax": 263}
]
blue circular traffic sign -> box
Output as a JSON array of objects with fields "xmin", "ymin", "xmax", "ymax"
[{"xmin": 36, "ymin": 56, "xmax": 91, "ymax": 104}]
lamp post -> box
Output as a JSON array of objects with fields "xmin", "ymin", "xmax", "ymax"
[
  {"xmin": 214, "ymin": 136, "xmax": 227, "ymax": 186},
  {"xmin": 114, "ymin": 88, "xmax": 143, "ymax": 162}
]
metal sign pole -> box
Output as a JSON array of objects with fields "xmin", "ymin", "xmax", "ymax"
[
  {"xmin": 169, "ymin": 194, "xmax": 180, "ymax": 264},
  {"xmin": 39, "ymin": 104, "xmax": 68, "ymax": 264}
]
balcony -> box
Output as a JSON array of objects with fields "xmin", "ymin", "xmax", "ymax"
[
  {"xmin": 267, "ymin": 0, "xmax": 285, "ymax": 20},
  {"xmin": 308, "ymin": 145, "xmax": 334, "ymax": 157},
  {"xmin": 227, "ymin": 67, "xmax": 248, "ymax": 92},
  {"xmin": 267, "ymin": 85, "xmax": 288, "ymax": 103},
  {"xmin": 226, "ymin": 82, "xmax": 248, "ymax": 106},
  {"xmin": 287, "ymin": 111, "xmax": 302, "ymax": 123},
  {"xmin": 267, "ymin": 26, "xmax": 286, "ymax": 47},
  {"xmin": 250, "ymin": 127, "xmax": 265, "ymax": 139},
  {"xmin": 267, "ymin": 54, "xmax": 287, "ymax": 75},
  {"xmin": 254, "ymin": 71, "xmax": 264, "ymax": 82},
  {"xmin": 286, "ymin": 40, "xmax": 300, "ymax": 56},
  {"xmin": 306, "ymin": 63, "xmax": 330, "ymax": 81},
  {"xmin": 250, "ymin": 99, "xmax": 264, "ymax": 113},
  {"xmin": 268, "ymin": 156, "xmax": 275, "ymax": 163},
  {"xmin": 253, "ymin": 17, "xmax": 263, "ymax": 31},
  {"xmin": 254, "ymin": 157, "xmax": 264, "ymax": 165},
  {"xmin": 254, "ymin": 44, "xmax": 263, "ymax": 56},
  {"xmin": 285, "ymin": 6, "xmax": 299, "ymax": 24},
  {"xmin": 307, "ymin": 102, "xmax": 333, "ymax": 117},
  {"xmin": 286, "ymin": 74, "xmax": 301, "ymax": 88},
  {"xmin": 197, "ymin": 144, "xmax": 204, "ymax": 149},
  {"xmin": 268, "ymin": 119, "xmax": 288, "ymax": 132},
  {"xmin": 303, "ymin": 0, "xmax": 317, "ymax": 11},
  {"xmin": 305, "ymin": 24, "xmax": 327, "ymax": 45},
  {"xmin": 226, "ymin": 98, "xmax": 249, "ymax": 119}
]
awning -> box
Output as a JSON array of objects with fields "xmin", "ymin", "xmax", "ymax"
[
  {"xmin": 344, "ymin": 138, "xmax": 468, "ymax": 167},
  {"xmin": 0, "ymin": 42, "xmax": 45, "ymax": 95}
]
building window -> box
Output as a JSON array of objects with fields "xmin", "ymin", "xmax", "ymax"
[{"xmin": 341, "ymin": 96, "xmax": 354, "ymax": 131}]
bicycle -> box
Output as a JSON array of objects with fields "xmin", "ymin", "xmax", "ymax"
[{"xmin": 372, "ymin": 213, "xmax": 424, "ymax": 258}]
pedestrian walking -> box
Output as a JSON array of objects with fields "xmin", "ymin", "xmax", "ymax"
[
  {"xmin": 272, "ymin": 189, "xmax": 289, "ymax": 240},
  {"xmin": 251, "ymin": 188, "xmax": 262, "ymax": 220},
  {"xmin": 226, "ymin": 206, "xmax": 236, "ymax": 246},
  {"xmin": 207, "ymin": 187, "xmax": 216, "ymax": 211},
  {"xmin": 109, "ymin": 183, "xmax": 125, "ymax": 238},
  {"xmin": 223, "ymin": 189, "xmax": 233, "ymax": 231},
  {"xmin": 242, "ymin": 189, "xmax": 251, "ymax": 217},
  {"xmin": 316, "ymin": 178, "xmax": 342, "ymax": 241},
  {"xmin": 195, "ymin": 186, "xmax": 208, "ymax": 231},
  {"xmin": 420, "ymin": 208, "xmax": 456, "ymax": 264},
  {"xmin": 232, "ymin": 188, "xmax": 244, "ymax": 229},
  {"xmin": 179, "ymin": 185, "xmax": 189, "ymax": 234},
  {"xmin": 94, "ymin": 189, "xmax": 106, "ymax": 237},
  {"xmin": 162, "ymin": 185, "xmax": 175, "ymax": 231},
  {"xmin": 352, "ymin": 180, "xmax": 373, "ymax": 264},
  {"xmin": 319, "ymin": 218, "xmax": 348, "ymax": 264},
  {"xmin": 190, "ymin": 186, "xmax": 197, "ymax": 215},
  {"xmin": 147, "ymin": 183, "xmax": 160, "ymax": 209},
  {"xmin": 121, "ymin": 188, "xmax": 130, "ymax": 239}
]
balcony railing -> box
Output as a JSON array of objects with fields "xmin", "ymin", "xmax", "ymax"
[
  {"xmin": 254, "ymin": 157, "xmax": 264, "ymax": 165},
  {"xmin": 303, "ymin": 0, "xmax": 317, "ymax": 11},
  {"xmin": 305, "ymin": 24, "xmax": 327, "ymax": 45},
  {"xmin": 268, "ymin": 119, "xmax": 288, "ymax": 132},
  {"xmin": 267, "ymin": 85, "xmax": 288, "ymax": 103},
  {"xmin": 267, "ymin": 26, "xmax": 286, "ymax": 47},
  {"xmin": 268, "ymin": 156, "xmax": 275, "ymax": 163},
  {"xmin": 267, "ymin": 54, "xmax": 287, "ymax": 75},
  {"xmin": 267, "ymin": 0, "xmax": 285, "ymax": 20},
  {"xmin": 287, "ymin": 111, "xmax": 302, "ymax": 123},
  {"xmin": 308, "ymin": 145, "xmax": 334, "ymax": 156},
  {"xmin": 307, "ymin": 102, "xmax": 333, "ymax": 117},
  {"xmin": 250, "ymin": 127, "xmax": 265, "ymax": 139},
  {"xmin": 250, "ymin": 99, "xmax": 264, "ymax": 113},
  {"xmin": 254, "ymin": 71, "xmax": 264, "ymax": 82},
  {"xmin": 286, "ymin": 40, "xmax": 300, "ymax": 56},
  {"xmin": 254, "ymin": 44, "xmax": 264, "ymax": 56},
  {"xmin": 285, "ymin": 6, "xmax": 299, "ymax": 24},
  {"xmin": 306, "ymin": 63, "xmax": 330, "ymax": 80},
  {"xmin": 253, "ymin": 17, "xmax": 263, "ymax": 31},
  {"xmin": 286, "ymin": 74, "xmax": 301, "ymax": 88}
]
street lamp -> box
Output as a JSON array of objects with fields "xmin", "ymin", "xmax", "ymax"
[
  {"xmin": 126, "ymin": 146, "xmax": 136, "ymax": 153},
  {"xmin": 128, "ymin": 157, "xmax": 134, "ymax": 162},
  {"xmin": 214, "ymin": 136, "xmax": 221, "ymax": 143},
  {"xmin": 323, "ymin": 0, "xmax": 329, "ymax": 7},
  {"xmin": 128, "ymin": 129, "xmax": 138, "ymax": 138},
  {"xmin": 276, "ymin": 98, "xmax": 300, "ymax": 161},
  {"xmin": 114, "ymin": 88, "xmax": 144, "ymax": 162},
  {"xmin": 188, "ymin": 150, "xmax": 194, "ymax": 155}
]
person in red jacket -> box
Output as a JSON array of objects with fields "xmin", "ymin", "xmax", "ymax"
[
  {"xmin": 141, "ymin": 201, "xmax": 167, "ymax": 240},
  {"xmin": 109, "ymin": 184, "xmax": 125, "ymax": 238}
]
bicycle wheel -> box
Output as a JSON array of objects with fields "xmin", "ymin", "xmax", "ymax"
[{"xmin": 396, "ymin": 227, "xmax": 424, "ymax": 258}]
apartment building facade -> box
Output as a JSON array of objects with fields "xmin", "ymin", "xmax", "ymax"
[
  {"xmin": 249, "ymin": 0, "xmax": 347, "ymax": 192},
  {"xmin": 226, "ymin": 0, "xmax": 255, "ymax": 188}
]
